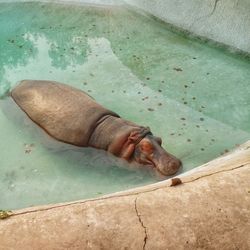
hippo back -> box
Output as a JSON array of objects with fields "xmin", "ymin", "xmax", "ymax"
[{"xmin": 11, "ymin": 80, "xmax": 119, "ymax": 146}]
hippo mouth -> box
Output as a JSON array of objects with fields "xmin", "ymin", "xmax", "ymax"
[{"xmin": 143, "ymin": 159, "xmax": 169, "ymax": 176}]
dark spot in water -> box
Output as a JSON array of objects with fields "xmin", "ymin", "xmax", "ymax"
[
  {"xmin": 182, "ymin": 123, "xmax": 186, "ymax": 126},
  {"xmin": 70, "ymin": 47, "xmax": 74, "ymax": 50},
  {"xmin": 184, "ymin": 102, "xmax": 188, "ymax": 105},
  {"xmin": 201, "ymin": 148, "xmax": 205, "ymax": 151},
  {"xmin": 178, "ymin": 133, "xmax": 182, "ymax": 136},
  {"xmin": 170, "ymin": 133, "xmax": 175, "ymax": 136},
  {"xmin": 193, "ymin": 57, "xmax": 197, "ymax": 59},
  {"xmin": 192, "ymin": 97, "xmax": 196, "ymax": 100},
  {"xmin": 123, "ymin": 90, "xmax": 126, "ymax": 93},
  {"xmin": 111, "ymin": 90, "xmax": 114, "ymax": 93},
  {"xmin": 173, "ymin": 67, "xmax": 183, "ymax": 72},
  {"xmin": 181, "ymin": 117, "xmax": 186, "ymax": 121},
  {"xmin": 187, "ymin": 139, "xmax": 191, "ymax": 142},
  {"xmin": 224, "ymin": 149, "xmax": 229, "ymax": 153},
  {"xmin": 184, "ymin": 85, "xmax": 188, "ymax": 88},
  {"xmin": 158, "ymin": 89, "xmax": 162, "ymax": 92},
  {"xmin": 196, "ymin": 125, "xmax": 200, "ymax": 128},
  {"xmin": 19, "ymin": 45, "xmax": 23, "ymax": 48},
  {"xmin": 83, "ymin": 82, "xmax": 87, "ymax": 85},
  {"xmin": 146, "ymin": 77, "xmax": 150, "ymax": 80},
  {"xmin": 201, "ymin": 106, "xmax": 205, "ymax": 109},
  {"xmin": 87, "ymin": 90, "xmax": 92, "ymax": 93},
  {"xmin": 200, "ymin": 117, "xmax": 204, "ymax": 121},
  {"xmin": 206, "ymin": 129, "xmax": 209, "ymax": 132},
  {"xmin": 192, "ymin": 81, "xmax": 195, "ymax": 84},
  {"xmin": 161, "ymin": 80, "xmax": 165, "ymax": 83},
  {"xmin": 206, "ymin": 72, "xmax": 210, "ymax": 75},
  {"xmin": 126, "ymin": 37, "xmax": 130, "ymax": 39},
  {"xmin": 142, "ymin": 96, "xmax": 149, "ymax": 101},
  {"xmin": 137, "ymin": 91, "xmax": 141, "ymax": 94},
  {"xmin": 158, "ymin": 103, "xmax": 162, "ymax": 106},
  {"xmin": 211, "ymin": 138, "xmax": 215, "ymax": 142},
  {"xmin": 147, "ymin": 108, "xmax": 154, "ymax": 112}
]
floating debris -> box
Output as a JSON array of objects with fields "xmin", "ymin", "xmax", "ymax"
[
  {"xmin": 147, "ymin": 108, "xmax": 154, "ymax": 112},
  {"xmin": 24, "ymin": 143, "xmax": 35, "ymax": 154},
  {"xmin": 173, "ymin": 67, "xmax": 183, "ymax": 72}
]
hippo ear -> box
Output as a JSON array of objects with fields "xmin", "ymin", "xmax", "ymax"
[
  {"xmin": 154, "ymin": 136, "xmax": 162, "ymax": 146},
  {"xmin": 119, "ymin": 131, "xmax": 140, "ymax": 160}
]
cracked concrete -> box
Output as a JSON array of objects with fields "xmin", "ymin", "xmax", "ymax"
[
  {"xmin": 0, "ymin": 141, "xmax": 249, "ymax": 249},
  {"xmin": 210, "ymin": 0, "xmax": 221, "ymax": 16},
  {"xmin": 134, "ymin": 197, "xmax": 147, "ymax": 250}
]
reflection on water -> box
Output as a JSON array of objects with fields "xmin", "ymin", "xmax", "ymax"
[{"xmin": 0, "ymin": 2, "xmax": 249, "ymax": 210}]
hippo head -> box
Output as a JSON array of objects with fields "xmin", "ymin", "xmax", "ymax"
[
  {"xmin": 133, "ymin": 134, "xmax": 182, "ymax": 176},
  {"xmin": 108, "ymin": 126, "xmax": 181, "ymax": 176}
]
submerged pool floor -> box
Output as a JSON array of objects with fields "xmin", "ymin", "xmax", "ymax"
[{"xmin": 0, "ymin": 2, "xmax": 249, "ymax": 210}]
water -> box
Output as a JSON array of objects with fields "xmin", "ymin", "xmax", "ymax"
[{"xmin": 0, "ymin": 2, "xmax": 249, "ymax": 210}]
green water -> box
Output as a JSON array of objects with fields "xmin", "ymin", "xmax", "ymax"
[{"xmin": 0, "ymin": 2, "xmax": 249, "ymax": 210}]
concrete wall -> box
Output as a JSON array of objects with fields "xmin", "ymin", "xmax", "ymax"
[
  {"xmin": 1, "ymin": 0, "xmax": 249, "ymax": 53},
  {"xmin": 125, "ymin": 0, "xmax": 250, "ymax": 54}
]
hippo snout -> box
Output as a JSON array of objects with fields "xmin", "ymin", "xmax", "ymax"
[{"xmin": 157, "ymin": 158, "xmax": 182, "ymax": 176}]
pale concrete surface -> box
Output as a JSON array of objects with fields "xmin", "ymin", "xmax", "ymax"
[
  {"xmin": 0, "ymin": 141, "xmax": 249, "ymax": 249},
  {"xmin": 125, "ymin": 0, "xmax": 250, "ymax": 54}
]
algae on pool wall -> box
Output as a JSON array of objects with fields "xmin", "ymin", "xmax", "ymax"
[{"xmin": 0, "ymin": 2, "xmax": 249, "ymax": 210}]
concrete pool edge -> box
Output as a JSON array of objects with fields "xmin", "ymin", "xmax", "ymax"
[
  {"xmin": 125, "ymin": 0, "xmax": 250, "ymax": 55},
  {"xmin": 0, "ymin": 140, "xmax": 249, "ymax": 249}
]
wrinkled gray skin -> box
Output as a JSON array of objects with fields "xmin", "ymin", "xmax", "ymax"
[{"xmin": 11, "ymin": 80, "xmax": 181, "ymax": 176}]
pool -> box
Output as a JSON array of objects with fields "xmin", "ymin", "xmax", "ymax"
[{"xmin": 0, "ymin": 1, "xmax": 249, "ymax": 210}]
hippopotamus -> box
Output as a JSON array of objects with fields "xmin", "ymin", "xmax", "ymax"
[{"xmin": 11, "ymin": 80, "xmax": 181, "ymax": 176}]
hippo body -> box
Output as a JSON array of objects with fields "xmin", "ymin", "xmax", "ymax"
[{"xmin": 11, "ymin": 80, "xmax": 181, "ymax": 176}]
